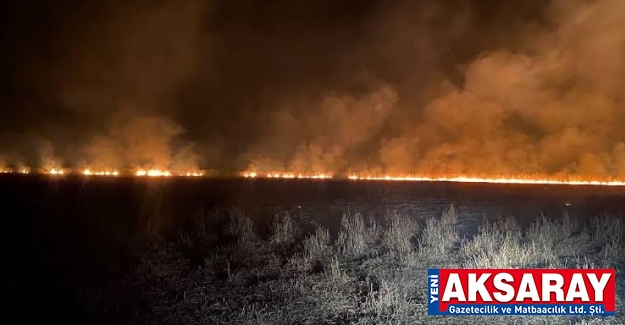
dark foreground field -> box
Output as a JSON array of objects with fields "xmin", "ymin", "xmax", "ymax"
[
  {"xmin": 117, "ymin": 208, "xmax": 625, "ymax": 324},
  {"xmin": 3, "ymin": 176, "xmax": 624, "ymax": 324},
  {"xmin": 14, "ymin": 206, "xmax": 624, "ymax": 324}
]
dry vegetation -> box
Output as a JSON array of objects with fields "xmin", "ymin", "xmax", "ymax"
[{"xmin": 119, "ymin": 206, "xmax": 625, "ymax": 325}]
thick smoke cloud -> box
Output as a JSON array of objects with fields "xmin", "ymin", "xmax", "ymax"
[
  {"xmin": 246, "ymin": 85, "xmax": 398, "ymax": 174},
  {"xmin": 377, "ymin": 0, "xmax": 625, "ymax": 178},
  {"xmin": 71, "ymin": 0, "xmax": 204, "ymax": 172},
  {"xmin": 1, "ymin": 0, "xmax": 624, "ymax": 178},
  {"xmin": 1, "ymin": 0, "xmax": 205, "ymax": 171},
  {"xmin": 80, "ymin": 115, "xmax": 199, "ymax": 171},
  {"xmin": 245, "ymin": 0, "xmax": 625, "ymax": 178}
]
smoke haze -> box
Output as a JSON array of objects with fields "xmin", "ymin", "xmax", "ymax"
[{"xmin": 1, "ymin": 0, "xmax": 624, "ymax": 178}]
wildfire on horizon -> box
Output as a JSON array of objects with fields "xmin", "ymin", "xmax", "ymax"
[
  {"xmin": 135, "ymin": 169, "xmax": 172, "ymax": 177},
  {"xmin": 243, "ymin": 172, "xmax": 332, "ymax": 179},
  {"xmin": 133, "ymin": 169, "xmax": 202, "ymax": 177},
  {"xmin": 82, "ymin": 169, "xmax": 120, "ymax": 176},
  {"xmin": 183, "ymin": 172, "xmax": 204, "ymax": 177},
  {"xmin": 241, "ymin": 171, "xmax": 625, "ymax": 186},
  {"xmin": 0, "ymin": 168, "xmax": 30, "ymax": 175},
  {"xmin": 0, "ymin": 167, "xmax": 624, "ymax": 186},
  {"xmin": 45, "ymin": 168, "xmax": 65, "ymax": 175},
  {"xmin": 345, "ymin": 175, "xmax": 625, "ymax": 186},
  {"xmin": 0, "ymin": 167, "xmax": 202, "ymax": 177}
]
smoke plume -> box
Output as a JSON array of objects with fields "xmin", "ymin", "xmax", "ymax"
[
  {"xmin": 0, "ymin": 0, "xmax": 624, "ymax": 178},
  {"xmin": 376, "ymin": 0, "xmax": 625, "ymax": 178},
  {"xmin": 1, "ymin": 0, "xmax": 205, "ymax": 172}
]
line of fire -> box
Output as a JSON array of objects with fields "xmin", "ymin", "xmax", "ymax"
[{"xmin": 2, "ymin": 166, "xmax": 625, "ymax": 186}]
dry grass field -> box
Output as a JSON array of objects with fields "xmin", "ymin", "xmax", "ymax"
[{"xmin": 103, "ymin": 206, "xmax": 625, "ymax": 324}]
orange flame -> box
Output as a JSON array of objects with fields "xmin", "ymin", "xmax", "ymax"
[
  {"xmin": 1, "ymin": 165, "xmax": 624, "ymax": 187},
  {"xmin": 134, "ymin": 169, "xmax": 202, "ymax": 177},
  {"xmin": 243, "ymin": 172, "xmax": 257, "ymax": 178},
  {"xmin": 135, "ymin": 169, "xmax": 172, "ymax": 177},
  {"xmin": 346, "ymin": 174, "xmax": 625, "ymax": 186},
  {"xmin": 46, "ymin": 168, "xmax": 65, "ymax": 175},
  {"xmin": 243, "ymin": 172, "xmax": 332, "ymax": 179},
  {"xmin": 181, "ymin": 172, "xmax": 203, "ymax": 177},
  {"xmin": 241, "ymin": 171, "xmax": 625, "ymax": 186},
  {"xmin": 82, "ymin": 169, "xmax": 120, "ymax": 176}
]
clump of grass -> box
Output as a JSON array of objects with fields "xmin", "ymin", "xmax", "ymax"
[
  {"xmin": 441, "ymin": 203, "xmax": 458, "ymax": 227},
  {"xmin": 337, "ymin": 212, "xmax": 379, "ymax": 257},
  {"xmin": 464, "ymin": 233, "xmax": 561, "ymax": 269},
  {"xmin": 599, "ymin": 241, "xmax": 624, "ymax": 267},
  {"xmin": 227, "ymin": 208, "xmax": 257, "ymax": 245},
  {"xmin": 462, "ymin": 216, "xmax": 522, "ymax": 258},
  {"xmin": 303, "ymin": 226, "xmax": 332, "ymax": 261},
  {"xmin": 270, "ymin": 213, "xmax": 298, "ymax": 245},
  {"xmin": 177, "ymin": 231, "xmax": 193, "ymax": 250},
  {"xmin": 463, "ymin": 215, "xmax": 566, "ymax": 269},
  {"xmin": 360, "ymin": 279, "xmax": 406, "ymax": 320},
  {"xmin": 587, "ymin": 215, "xmax": 625, "ymax": 268},
  {"xmin": 188, "ymin": 205, "xmax": 211, "ymax": 237},
  {"xmin": 462, "ymin": 213, "xmax": 613, "ymax": 269},
  {"xmin": 326, "ymin": 257, "xmax": 347, "ymax": 282},
  {"xmin": 526, "ymin": 212, "xmax": 590, "ymax": 258},
  {"xmin": 288, "ymin": 226, "xmax": 333, "ymax": 272},
  {"xmin": 592, "ymin": 215, "xmax": 624, "ymax": 246},
  {"xmin": 188, "ymin": 206, "xmax": 229, "ymax": 238},
  {"xmin": 418, "ymin": 204, "xmax": 459, "ymax": 256},
  {"xmin": 382, "ymin": 211, "xmax": 417, "ymax": 259}
]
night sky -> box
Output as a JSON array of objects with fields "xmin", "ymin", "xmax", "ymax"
[{"xmin": 1, "ymin": 0, "xmax": 624, "ymax": 178}]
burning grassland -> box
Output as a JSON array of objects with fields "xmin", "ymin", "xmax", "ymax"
[
  {"xmin": 242, "ymin": 171, "xmax": 625, "ymax": 186},
  {"xmin": 2, "ymin": 0, "xmax": 625, "ymax": 186},
  {"xmin": 82, "ymin": 169, "xmax": 120, "ymax": 176},
  {"xmin": 242, "ymin": 172, "xmax": 333, "ymax": 179},
  {"xmin": 2, "ymin": 166, "xmax": 625, "ymax": 187},
  {"xmin": 0, "ymin": 167, "xmax": 203, "ymax": 177},
  {"xmin": 44, "ymin": 168, "xmax": 65, "ymax": 175}
]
